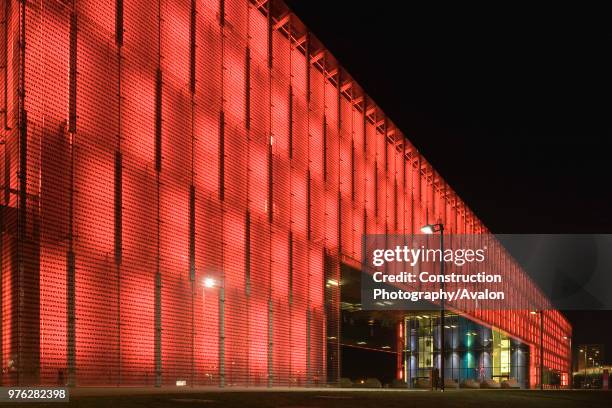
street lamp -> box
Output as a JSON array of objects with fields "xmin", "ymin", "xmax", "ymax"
[
  {"xmin": 530, "ymin": 310, "xmax": 544, "ymax": 390},
  {"xmin": 421, "ymin": 223, "xmax": 445, "ymax": 391},
  {"xmin": 562, "ymin": 336, "xmax": 572, "ymax": 388},
  {"xmin": 580, "ymin": 348, "xmax": 588, "ymax": 387},
  {"xmin": 204, "ymin": 277, "xmax": 216, "ymax": 288},
  {"xmin": 203, "ymin": 275, "xmax": 225, "ymax": 387},
  {"xmin": 420, "ymin": 225, "xmax": 435, "ymax": 234}
]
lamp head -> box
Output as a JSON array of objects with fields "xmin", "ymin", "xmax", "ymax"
[
  {"xmin": 204, "ymin": 277, "xmax": 216, "ymax": 288},
  {"xmin": 420, "ymin": 223, "xmax": 443, "ymax": 234},
  {"xmin": 420, "ymin": 225, "xmax": 434, "ymax": 234}
]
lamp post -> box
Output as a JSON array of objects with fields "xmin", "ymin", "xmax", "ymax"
[
  {"xmin": 531, "ymin": 310, "xmax": 544, "ymax": 390},
  {"xmin": 579, "ymin": 348, "xmax": 587, "ymax": 387},
  {"xmin": 203, "ymin": 276, "xmax": 225, "ymax": 387},
  {"xmin": 562, "ymin": 336, "xmax": 571, "ymax": 388},
  {"xmin": 421, "ymin": 223, "xmax": 445, "ymax": 391}
]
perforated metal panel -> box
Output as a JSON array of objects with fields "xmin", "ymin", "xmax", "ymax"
[{"xmin": 0, "ymin": 0, "xmax": 570, "ymax": 388}]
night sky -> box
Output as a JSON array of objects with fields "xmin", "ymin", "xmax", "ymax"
[{"xmin": 284, "ymin": 1, "xmax": 612, "ymax": 362}]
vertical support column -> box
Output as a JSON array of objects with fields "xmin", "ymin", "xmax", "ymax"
[
  {"xmin": 189, "ymin": 0, "xmax": 196, "ymax": 94},
  {"xmin": 0, "ymin": 1, "xmax": 8, "ymax": 381},
  {"xmin": 219, "ymin": 111, "xmax": 225, "ymax": 201},
  {"xmin": 383, "ymin": 118, "xmax": 388, "ymax": 171},
  {"xmin": 540, "ymin": 310, "xmax": 544, "ymax": 389},
  {"xmin": 68, "ymin": 11, "xmax": 77, "ymax": 133},
  {"xmin": 383, "ymin": 118, "xmax": 388, "ymax": 241},
  {"xmin": 305, "ymin": 36, "xmax": 311, "ymax": 239},
  {"xmin": 1, "ymin": 0, "xmax": 9, "ymax": 130},
  {"xmin": 288, "ymin": 85, "xmax": 293, "ymax": 159},
  {"xmin": 394, "ymin": 178, "xmax": 398, "ymax": 232},
  {"xmin": 266, "ymin": 0, "xmax": 274, "ymax": 387},
  {"xmin": 304, "ymin": 31, "xmax": 312, "ymax": 386},
  {"xmin": 154, "ymin": 69, "xmax": 162, "ymax": 173},
  {"xmin": 66, "ymin": 249, "xmax": 75, "ymax": 387},
  {"xmin": 188, "ymin": 187, "xmax": 195, "ymax": 282},
  {"xmin": 266, "ymin": 4, "xmax": 273, "ymax": 223},
  {"xmin": 402, "ymin": 142, "xmax": 406, "ymax": 233},
  {"xmin": 8, "ymin": 0, "xmax": 36, "ymax": 387},
  {"xmin": 306, "ymin": 169, "xmax": 311, "ymax": 242},
  {"xmin": 287, "ymin": 17, "xmax": 294, "ymax": 384},
  {"xmin": 114, "ymin": 151, "xmax": 122, "ymax": 385},
  {"xmin": 189, "ymin": 184, "xmax": 195, "ymax": 385},
  {"xmin": 267, "ymin": 141, "xmax": 272, "ymax": 223},
  {"xmin": 115, "ymin": 0, "xmax": 123, "ymax": 47},
  {"xmin": 373, "ymin": 160, "xmax": 378, "ymax": 218},
  {"xmin": 322, "ymin": 115, "xmax": 327, "ymax": 183},
  {"xmin": 188, "ymin": 0, "xmax": 197, "ymax": 387},
  {"xmin": 350, "ymin": 139, "xmax": 355, "ymax": 203},
  {"xmin": 245, "ymin": 210, "xmax": 251, "ymax": 295},
  {"xmin": 336, "ymin": 71, "xmax": 341, "ymax": 254},
  {"xmin": 154, "ymin": 0, "xmax": 163, "ymax": 388},
  {"xmin": 218, "ymin": 0, "xmax": 225, "ymax": 388},
  {"xmin": 65, "ymin": 5, "xmax": 78, "ymax": 388},
  {"xmin": 266, "ymin": 0, "xmax": 272, "ymax": 69},
  {"xmin": 288, "ymin": 231, "xmax": 293, "ymax": 303},
  {"xmin": 244, "ymin": 3, "xmax": 252, "ymax": 384},
  {"xmin": 362, "ymin": 97, "xmax": 367, "ymax": 236},
  {"xmin": 324, "ymin": 251, "xmax": 340, "ymax": 385},
  {"xmin": 114, "ymin": 0, "xmax": 124, "ymax": 386},
  {"xmin": 154, "ymin": 269, "xmax": 161, "ymax": 387},
  {"xmin": 306, "ymin": 308, "xmax": 311, "ymax": 386},
  {"xmin": 245, "ymin": 47, "xmax": 250, "ymax": 130},
  {"xmin": 0, "ymin": 1, "xmax": 11, "ymax": 385},
  {"xmin": 417, "ymin": 154, "xmax": 422, "ymax": 207}
]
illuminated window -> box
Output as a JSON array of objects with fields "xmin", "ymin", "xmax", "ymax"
[{"xmin": 493, "ymin": 329, "xmax": 511, "ymax": 377}]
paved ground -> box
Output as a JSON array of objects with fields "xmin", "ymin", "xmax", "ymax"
[{"xmin": 3, "ymin": 389, "xmax": 611, "ymax": 407}]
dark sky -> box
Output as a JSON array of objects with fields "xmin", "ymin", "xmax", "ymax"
[{"xmin": 284, "ymin": 1, "xmax": 612, "ymax": 361}]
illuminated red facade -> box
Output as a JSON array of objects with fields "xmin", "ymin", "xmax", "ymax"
[{"xmin": 0, "ymin": 0, "xmax": 570, "ymax": 387}]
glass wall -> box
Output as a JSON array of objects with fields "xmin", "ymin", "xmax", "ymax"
[{"xmin": 404, "ymin": 313, "xmax": 530, "ymax": 388}]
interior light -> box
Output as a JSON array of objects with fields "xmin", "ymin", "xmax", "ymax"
[{"xmin": 204, "ymin": 277, "xmax": 216, "ymax": 288}]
